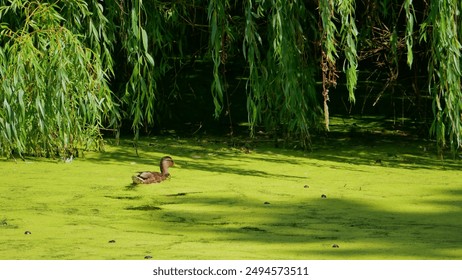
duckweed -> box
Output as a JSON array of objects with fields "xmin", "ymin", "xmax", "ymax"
[{"xmin": 0, "ymin": 132, "xmax": 461, "ymax": 260}]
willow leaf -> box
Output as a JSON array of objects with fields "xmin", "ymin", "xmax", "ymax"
[{"xmin": 141, "ymin": 28, "xmax": 148, "ymax": 52}]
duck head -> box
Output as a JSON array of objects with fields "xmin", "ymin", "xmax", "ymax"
[{"xmin": 160, "ymin": 156, "xmax": 174, "ymax": 176}]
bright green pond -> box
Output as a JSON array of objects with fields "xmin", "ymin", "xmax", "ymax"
[{"xmin": 1, "ymin": 129, "xmax": 461, "ymax": 259}]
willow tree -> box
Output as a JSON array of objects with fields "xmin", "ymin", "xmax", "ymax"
[
  {"xmin": 0, "ymin": 0, "xmax": 118, "ymax": 158},
  {"xmin": 1, "ymin": 0, "xmax": 461, "ymax": 158}
]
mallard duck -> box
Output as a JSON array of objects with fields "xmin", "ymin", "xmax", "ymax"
[{"xmin": 132, "ymin": 156, "xmax": 174, "ymax": 184}]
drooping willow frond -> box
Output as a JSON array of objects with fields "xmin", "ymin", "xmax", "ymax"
[
  {"xmin": 404, "ymin": 0, "xmax": 415, "ymax": 67},
  {"xmin": 319, "ymin": 0, "xmax": 338, "ymax": 130},
  {"xmin": 423, "ymin": 0, "xmax": 462, "ymax": 155},
  {"xmin": 337, "ymin": 0, "xmax": 359, "ymax": 103},
  {"xmin": 0, "ymin": 0, "xmax": 117, "ymax": 158},
  {"xmin": 241, "ymin": 0, "xmax": 320, "ymax": 148}
]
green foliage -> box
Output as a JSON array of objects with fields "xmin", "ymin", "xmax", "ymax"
[
  {"xmin": 1, "ymin": 0, "xmax": 461, "ymax": 156},
  {"xmin": 404, "ymin": 0, "xmax": 415, "ymax": 67},
  {"xmin": 114, "ymin": 0, "xmax": 194, "ymax": 137},
  {"xmin": 243, "ymin": 0, "xmax": 264, "ymax": 136},
  {"xmin": 337, "ymin": 0, "xmax": 359, "ymax": 103},
  {"xmin": 421, "ymin": 0, "xmax": 462, "ymax": 155},
  {"xmin": 0, "ymin": 0, "xmax": 117, "ymax": 158},
  {"xmin": 119, "ymin": 0, "xmax": 157, "ymax": 137},
  {"xmin": 241, "ymin": 0, "xmax": 321, "ymax": 148},
  {"xmin": 207, "ymin": 0, "xmax": 229, "ymax": 118},
  {"xmin": 319, "ymin": 0, "xmax": 338, "ymax": 63},
  {"xmin": 318, "ymin": 0, "xmax": 337, "ymax": 130}
]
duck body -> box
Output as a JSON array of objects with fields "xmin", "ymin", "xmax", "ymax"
[{"xmin": 132, "ymin": 156, "xmax": 174, "ymax": 184}]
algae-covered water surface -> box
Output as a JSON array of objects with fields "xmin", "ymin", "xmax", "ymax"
[{"xmin": 1, "ymin": 129, "xmax": 461, "ymax": 260}]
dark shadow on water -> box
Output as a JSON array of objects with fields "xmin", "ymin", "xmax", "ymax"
[
  {"xmin": 125, "ymin": 205, "xmax": 162, "ymax": 211},
  {"xmin": 147, "ymin": 189, "xmax": 462, "ymax": 259},
  {"xmin": 89, "ymin": 114, "xmax": 461, "ymax": 174},
  {"xmin": 164, "ymin": 192, "xmax": 203, "ymax": 197},
  {"xmin": 124, "ymin": 184, "xmax": 138, "ymax": 191},
  {"xmin": 5, "ymin": 115, "xmax": 460, "ymax": 174}
]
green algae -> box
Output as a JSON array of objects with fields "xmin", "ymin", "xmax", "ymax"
[{"xmin": 0, "ymin": 129, "xmax": 461, "ymax": 260}]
